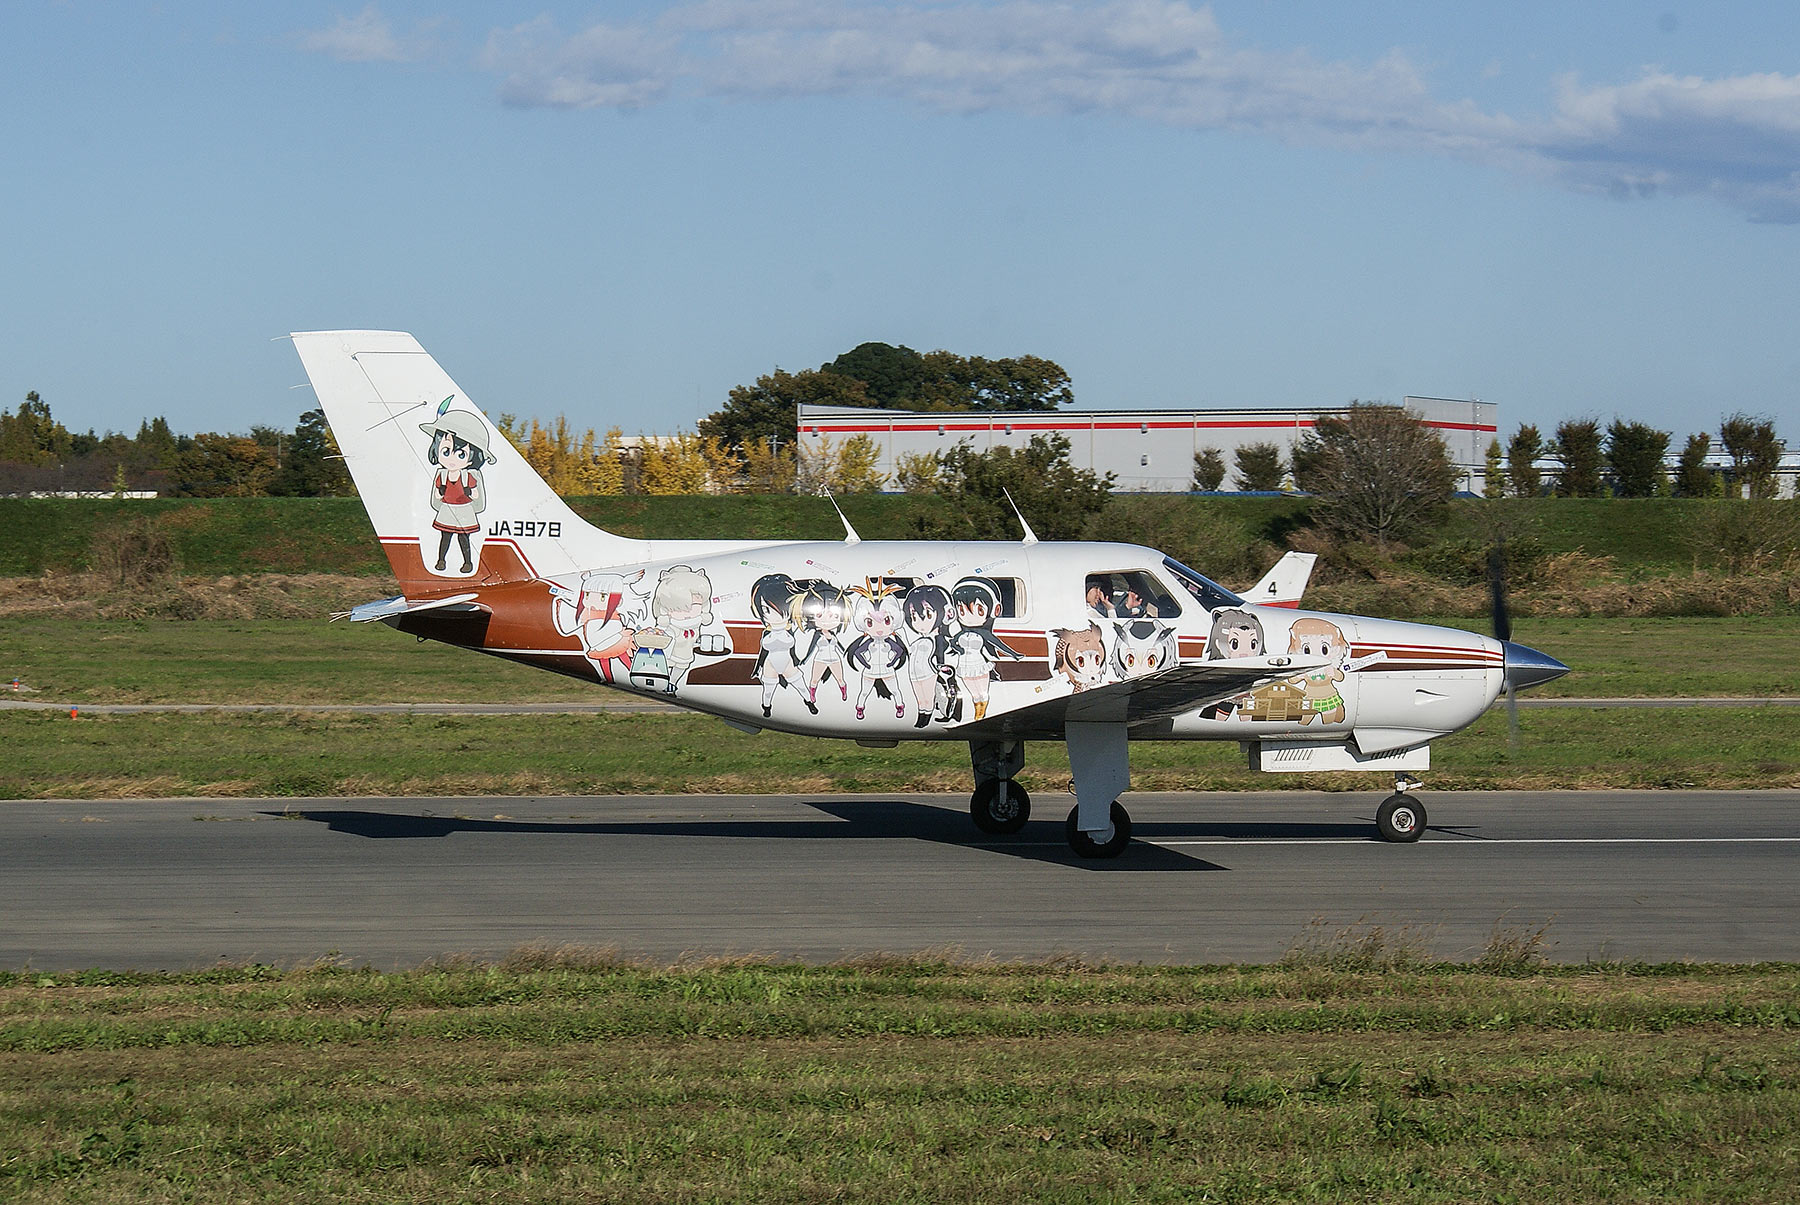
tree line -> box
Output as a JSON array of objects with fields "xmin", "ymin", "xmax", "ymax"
[
  {"xmin": 1490, "ymin": 415, "xmax": 1784, "ymax": 500},
  {"xmin": 1192, "ymin": 412, "xmax": 1787, "ymax": 501}
]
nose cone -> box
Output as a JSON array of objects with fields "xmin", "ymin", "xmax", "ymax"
[{"xmin": 1501, "ymin": 641, "xmax": 1569, "ymax": 692}]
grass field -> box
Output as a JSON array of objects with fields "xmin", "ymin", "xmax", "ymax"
[
  {"xmin": 2, "ymin": 956, "xmax": 1795, "ymax": 1202},
  {"xmin": 5, "ymin": 615, "xmax": 1799, "ymax": 704}
]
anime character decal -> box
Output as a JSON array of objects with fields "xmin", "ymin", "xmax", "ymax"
[
  {"xmin": 903, "ymin": 585, "xmax": 953, "ymax": 728},
  {"xmin": 1199, "ymin": 607, "xmax": 1265, "ymax": 719},
  {"xmin": 632, "ymin": 565, "xmax": 728, "ymax": 693},
  {"xmin": 550, "ymin": 569, "xmax": 648, "ymax": 683},
  {"xmin": 949, "ymin": 577, "xmax": 1023, "ymax": 722},
  {"xmin": 792, "ymin": 580, "xmax": 851, "ymax": 708},
  {"xmin": 540, "ymin": 559, "xmax": 1385, "ymax": 731},
  {"xmin": 1208, "ymin": 615, "xmax": 1382, "ymax": 726},
  {"xmin": 845, "ymin": 579, "xmax": 909, "ymax": 720},
  {"xmin": 750, "ymin": 574, "xmax": 815, "ymax": 718},
  {"xmin": 420, "ymin": 401, "xmax": 492, "ymax": 576},
  {"xmin": 1111, "ymin": 619, "xmax": 1178, "ymax": 680},
  {"xmin": 1051, "ymin": 623, "xmax": 1108, "ymax": 692}
]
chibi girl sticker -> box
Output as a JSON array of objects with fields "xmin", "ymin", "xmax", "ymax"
[
  {"xmin": 420, "ymin": 401, "xmax": 493, "ymax": 576},
  {"xmin": 948, "ymin": 577, "xmax": 1022, "ymax": 722},
  {"xmin": 750, "ymin": 573, "xmax": 816, "ymax": 717},
  {"xmin": 845, "ymin": 579, "xmax": 909, "ymax": 721},
  {"xmin": 901, "ymin": 584, "xmax": 953, "ymax": 727}
]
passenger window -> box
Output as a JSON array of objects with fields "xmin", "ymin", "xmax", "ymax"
[
  {"xmin": 990, "ymin": 577, "xmax": 1024, "ymax": 618},
  {"xmin": 1083, "ymin": 571, "xmax": 1181, "ymax": 619}
]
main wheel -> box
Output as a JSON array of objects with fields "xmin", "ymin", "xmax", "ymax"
[
  {"xmin": 970, "ymin": 779, "xmax": 1030, "ymax": 834},
  {"xmin": 1376, "ymin": 793, "xmax": 1425, "ymax": 843},
  {"xmin": 1065, "ymin": 801, "xmax": 1132, "ymax": 858}
]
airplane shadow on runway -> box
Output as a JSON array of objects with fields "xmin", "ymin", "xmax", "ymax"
[{"xmin": 259, "ymin": 799, "xmax": 1375, "ymax": 871}]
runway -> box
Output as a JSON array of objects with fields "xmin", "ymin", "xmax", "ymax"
[{"xmin": 4, "ymin": 790, "xmax": 1796, "ymax": 970}]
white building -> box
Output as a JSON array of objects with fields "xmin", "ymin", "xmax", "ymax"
[{"xmin": 797, "ymin": 396, "xmax": 1498, "ymax": 493}]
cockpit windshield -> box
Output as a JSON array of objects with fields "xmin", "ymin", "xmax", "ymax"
[{"xmin": 1162, "ymin": 557, "xmax": 1244, "ymax": 612}]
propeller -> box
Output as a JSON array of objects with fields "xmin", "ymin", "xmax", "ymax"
[{"xmin": 1488, "ymin": 538, "xmax": 1519, "ymax": 750}]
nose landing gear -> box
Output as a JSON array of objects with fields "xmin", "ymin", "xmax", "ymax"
[{"xmin": 1375, "ymin": 773, "xmax": 1425, "ymax": 843}]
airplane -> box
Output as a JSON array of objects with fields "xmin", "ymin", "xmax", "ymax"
[
  {"xmin": 1243, "ymin": 551, "xmax": 1316, "ymax": 608},
  {"xmin": 290, "ymin": 330, "xmax": 1569, "ymax": 858}
]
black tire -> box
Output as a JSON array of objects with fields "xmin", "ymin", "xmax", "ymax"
[
  {"xmin": 970, "ymin": 779, "xmax": 1030, "ymax": 834},
  {"xmin": 1376, "ymin": 793, "xmax": 1425, "ymax": 843},
  {"xmin": 1065, "ymin": 801, "xmax": 1132, "ymax": 858}
]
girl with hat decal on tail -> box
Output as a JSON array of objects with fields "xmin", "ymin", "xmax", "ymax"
[{"xmin": 420, "ymin": 400, "xmax": 494, "ymax": 576}]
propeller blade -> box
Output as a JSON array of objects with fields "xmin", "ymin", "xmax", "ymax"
[{"xmin": 1487, "ymin": 539, "xmax": 1513, "ymax": 645}]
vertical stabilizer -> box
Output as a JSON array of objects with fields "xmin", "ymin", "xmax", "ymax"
[
  {"xmin": 1246, "ymin": 551, "xmax": 1317, "ymax": 608},
  {"xmin": 290, "ymin": 331, "xmax": 645, "ymax": 593}
]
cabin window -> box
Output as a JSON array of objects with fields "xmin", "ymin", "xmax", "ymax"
[{"xmin": 1083, "ymin": 570, "xmax": 1181, "ymax": 620}]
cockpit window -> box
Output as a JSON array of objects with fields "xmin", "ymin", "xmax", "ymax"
[
  {"xmin": 1084, "ymin": 570, "xmax": 1181, "ymax": 619},
  {"xmin": 1162, "ymin": 557, "xmax": 1244, "ymax": 612}
]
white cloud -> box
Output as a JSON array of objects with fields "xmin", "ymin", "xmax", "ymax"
[
  {"xmin": 297, "ymin": 5, "xmax": 427, "ymax": 64},
  {"xmin": 457, "ymin": 1, "xmax": 1800, "ymax": 222},
  {"xmin": 1536, "ymin": 72, "xmax": 1800, "ymax": 222}
]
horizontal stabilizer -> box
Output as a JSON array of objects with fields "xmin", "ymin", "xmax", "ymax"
[{"xmin": 339, "ymin": 593, "xmax": 485, "ymax": 624}]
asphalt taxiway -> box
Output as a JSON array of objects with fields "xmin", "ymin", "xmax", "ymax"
[{"xmin": 4, "ymin": 790, "xmax": 1795, "ymax": 970}]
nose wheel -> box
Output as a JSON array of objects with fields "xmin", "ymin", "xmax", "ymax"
[
  {"xmin": 1066, "ymin": 800, "xmax": 1132, "ymax": 858},
  {"xmin": 1375, "ymin": 774, "xmax": 1425, "ymax": 842}
]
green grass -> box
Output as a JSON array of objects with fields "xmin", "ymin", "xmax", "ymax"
[
  {"xmin": 4, "ymin": 616, "xmax": 1796, "ymax": 704},
  {"xmin": 2, "ymin": 701, "xmax": 1794, "ymax": 798},
  {"xmin": 1, "ymin": 959, "xmax": 1795, "ymax": 1201}
]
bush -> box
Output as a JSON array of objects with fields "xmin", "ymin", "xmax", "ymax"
[{"xmin": 87, "ymin": 518, "xmax": 179, "ymax": 587}]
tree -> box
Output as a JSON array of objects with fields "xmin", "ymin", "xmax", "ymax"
[
  {"xmin": 894, "ymin": 451, "xmax": 942, "ymax": 494},
  {"xmin": 1719, "ymin": 412, "xmax": 1784, "ymax": 499},
  {"xmin": 1296, "ymin": 403, "xmax": 1456, "ymax": 551},
  {"xmin": 1191, "ymin": 448, "xmax": 1226, "ymax": 492},
  {"xmin": 0, "ymin": 391, "xmax": 73, "ymax": 466},
  {"xmin": 741, "ymin": 437, "xmax": 797, "ymax": 493},
  {"xmin": 1506, "ymin": 424, "xmax": 1543, "ymax": 498},
  {"xmin": 1673, "ymin": 432, "xmax": 1720, "ymax": 498},
  {"xmin": 823, "ymin": 343, "xmax": 1074, "ymax": 412},
  {"xmin": 1552, "ymin": 419, "xmax": 1604, "ymax": 497},
  {"xmin": 698, "ymin": 368, "xmax": 871, "ymax": 452},
  {"xmin": 919, "ymin": 434, "xmax": 1113, "ymax": 541},
  {"xmin": 702, "ymin": 344, "xmax": 1076, "ymax": 453},
  {"xmin": 1604, "ymin": 420, "xmax": 1670, "ymax": 498},
  {"xmin": 795, "ymin": 434, "xmax": 886, "ymax": 495},
  {"xmin": 823, "ymin": 343, "xmax": 931, "ymax": 407},
  {"xmin": 1482, "ymin": 438, "xmax": 1505, "ymax": 499},
  {"xmin": 133, "ymin": 417, "xmax": 179, "ymax": 470},
  {"xmin": 929, "ymin": 351, "xmax": 1072, "ymax": 412},
  {"xmin": 637, "ymin": 433, "xmax": 713, "ymax": 495},
  {"xmin": 1232, "ymin": 442, "xmax": 1284, "ymax": 491},
  {"xmin": 269, "ymin": 409, "xmax": 354, "ymax": 497},
  {"xmin": 167, "ymin": 434, "xmax": 277, "ymax": 497}
]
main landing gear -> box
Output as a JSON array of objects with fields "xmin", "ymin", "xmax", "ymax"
[
  {"xmin": 969, "ymin": 723, "xmax": 1136, "ymax": 859},
  {"xmin": 1375, "ymin": 773, "xmax": 1426, "ymax": 843}
]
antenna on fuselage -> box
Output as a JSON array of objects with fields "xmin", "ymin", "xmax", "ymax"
[
  {"xmin": 1002, "ymin": 488, "xmax": 1039, "ymax": 546},
  {"xmin": 825, "ymin": 492, "xmax": 862, "ymax": 545}
]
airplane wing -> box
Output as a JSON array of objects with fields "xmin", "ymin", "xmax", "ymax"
[{"xmin": 950, "ymin": 654, "xmax": 1331, "ymax": 740}]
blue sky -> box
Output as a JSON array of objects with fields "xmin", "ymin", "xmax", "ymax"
[{"xmin": 4, "ymin": 2, "xmax": 1798, "ymax": 444}]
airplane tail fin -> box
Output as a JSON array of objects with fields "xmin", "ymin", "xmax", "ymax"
[
  {"xmin": 289, "ymin": 331, "xmax": 645, "ymax": 594},
  {"xmin": 1246, "ymin": 551, "xmax": 1317, "ymax": 608}
]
